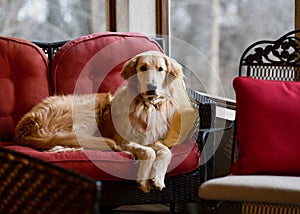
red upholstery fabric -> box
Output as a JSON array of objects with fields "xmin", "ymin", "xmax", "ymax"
[
  {"xmin": 51, "ymin": 32, "xmax": 163, "ymax": 95},
  {"xmin": 0, "ymin": 37, "xmax": 49, "ymax": 141},
  {"xmin": 0, "ymin": 139, "xmax": 199, "ymax": 180},
  {"xmin": 232, "ymin": 77, "xmax": 300, "ymax": 175}
]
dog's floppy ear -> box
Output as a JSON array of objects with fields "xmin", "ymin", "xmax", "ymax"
[
  {"xmin": 121, "ymin": 56, "xmax": 139, "ymax": 79},
  {"xmin": 165, "ymin": 56, "xmax": 183, "ymax": 79}
]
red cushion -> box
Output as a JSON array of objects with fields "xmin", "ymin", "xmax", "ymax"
[
  {"xmin": 232, "ymin": 77, "xmax": 300, "ymax": 175},
  {"xmin": 0, "ymin": 37, "xmax": 50, "ymax": 141},
  {"xmin": 0, "ymin": 139, "xmax": 199, "ymax": 180},
  {"xmin": 51, "ymin": 32, "xmax": 163, "ymax": 95}
]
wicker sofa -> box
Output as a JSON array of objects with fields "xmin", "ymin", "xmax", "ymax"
[
  {"xmin": 199, "ymin": 30, "xmax": 300, "ymax": 213},
  {"xmin": 0, "ymin": 32, "xmax": 216, "ymax": 212}
]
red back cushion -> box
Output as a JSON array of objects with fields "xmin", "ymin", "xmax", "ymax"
[
  {"xmin": 232, "ymin": 77, "xmax": 300, "ymax": 175},
  {"xmin": 0, "ymin": 37, "xmax": 50, "ymax": 141},
  {"xmin": 51, "ymin": 32, "xmax": 163, "ymax": 95}
]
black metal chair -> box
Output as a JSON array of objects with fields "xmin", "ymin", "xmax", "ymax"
[{"xmin": 199, "ymin": 29, "xmax": 300, "ymax": 213}]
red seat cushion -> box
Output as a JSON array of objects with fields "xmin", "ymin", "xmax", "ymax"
[
  {"xmin": 0, "ymin": 37, "xmax": 50, "ymax": 141},
  {"xmin": 232, "ymin": 77, "xmax": 300, "ymax": 175},
  {"xmin": 51, "ymin": 32, "xmax": 163, "ymax": 95},
  {"xmin": 0, "ymin": 139, "xmax": 200, "ymax": 180}
]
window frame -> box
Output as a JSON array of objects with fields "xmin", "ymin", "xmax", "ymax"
[
  {"xmin": 295, "ymin": 0, "xmax": 300, "ymax": 30},
  {"xmin": 106, "ymin": 0, "xmax": 117, "ymax": 32},
  {"xmin": 106, "ymin": 0, "xmax": 169, "ymax": 36},
  {"xmin": 155, "ymin": 0, "xmax": 169, "ymax": 36}
]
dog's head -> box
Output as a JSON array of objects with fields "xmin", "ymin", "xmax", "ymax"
[{"xmin": 121, "ymin": 51, "xmax": 183, "ymax": 99}]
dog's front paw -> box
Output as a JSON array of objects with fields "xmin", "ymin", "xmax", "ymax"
[
  {"xmin": 151, "ymin": 175, "xmax": 166, "ymax": 191},
  {"xmin": 137, "ymin": 179, "xmax": 152, "ymax": 193}
]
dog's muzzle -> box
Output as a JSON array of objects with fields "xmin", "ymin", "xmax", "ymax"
[{"xmin": 145, "ymin": 83, "xmax": 157, "ymax": 95}]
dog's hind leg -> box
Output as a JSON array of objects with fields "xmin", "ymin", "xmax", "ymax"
[{"xmin": 149, "ymin": 141, "xmax": 172, "ymax": 190}]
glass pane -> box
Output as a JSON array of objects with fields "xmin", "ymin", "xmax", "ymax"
[
  {"xmin": 170, "ymin": 0, "xmax": 294, "ymax": 99},
  {"xmin": 0, "ymin": 0, "xmax": 106, "ymax": 42}
]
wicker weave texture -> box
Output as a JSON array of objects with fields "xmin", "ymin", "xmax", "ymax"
[
  {"xmin": 242, "ymin": 202, "xmax": 300, "ymax": 214},
  {"xmin": 213, "ymin": 201, "xmax": 300, "ymax": 214},
  {"xmin": 0, "ymin": 148, "xmax": 99, "ymax": 214},
  {"xmin": 100, "ymin": 169, "xmax": 201, "ymax": 207}
]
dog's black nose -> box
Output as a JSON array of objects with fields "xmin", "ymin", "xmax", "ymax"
[
  {"xmin": 146, "ymin": 83, "xmax": 157, "ymax": 95},
  {"xmin": 147, "ymin": 83, "xmax": 157, "ymax": 91}
]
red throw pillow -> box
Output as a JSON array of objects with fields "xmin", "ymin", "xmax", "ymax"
[{"xmin": 232, "ymin": 77, "xmax": 300, "ymax": 175}]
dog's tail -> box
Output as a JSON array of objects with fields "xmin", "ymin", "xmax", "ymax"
[
  {"xmin": 15, "ymin": 116, "xmax": 120, "ymax": 152},
  {"xmin": 16, "ymin": 131, "xmax": 121, "ymax": 152}
]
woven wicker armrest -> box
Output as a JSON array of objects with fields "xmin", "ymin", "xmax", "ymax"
[
  {"xmin": 0, "ymin": 147, "xmax": 101, "ymax": 214},
  {"xmin": 186, "ymin": 88, "xmax": 218, "ymax": 181},
  {"xmin": 186, "ymin": 88, "xmax": 216, "ymax": 147}
]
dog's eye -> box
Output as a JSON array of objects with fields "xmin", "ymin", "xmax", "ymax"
[
  {"xmin": 140, "ymin": 66, "xmax": 147, "ymax": 72},
  {"xmin": 158, "ymin": 67, "xmax": 164, "ymax": 72}
]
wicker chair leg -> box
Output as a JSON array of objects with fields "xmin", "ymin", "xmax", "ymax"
[{"xmin": 170, "ymin": 203, "xmax": 176, "ymax": 213}]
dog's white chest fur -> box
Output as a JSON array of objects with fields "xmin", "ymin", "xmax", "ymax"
[{"xmin": 111, "ymin": 87, "xmax": 176, "ymax": 145}]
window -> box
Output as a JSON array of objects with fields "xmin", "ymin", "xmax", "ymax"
[
  {"xmin": 170, "ymin": 0, "xmax": 294, "ymax": 99},
  {"xmin": 1, "ymin": 0, "xmax": 295, "ymax": 100},
  {"xmin": 0, "ymin": 0, "xmax": 106, "ymax": 42}
]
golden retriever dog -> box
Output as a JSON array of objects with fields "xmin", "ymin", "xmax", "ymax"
[
  {"xmin": 15, "ymin": 50, "xmax": 185, "ymax": 192},
  {"xmin": 15, "ymin": 93, "xmax": 118, "ymax": 152},
  {"xmin": 100, "ymin": 51, "xmax": 184, "ymax": 192}
]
